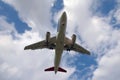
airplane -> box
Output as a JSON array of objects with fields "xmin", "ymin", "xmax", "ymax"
[{"xmin": 24, "ymin": 11, "xmax": 90, "ymax": 74}]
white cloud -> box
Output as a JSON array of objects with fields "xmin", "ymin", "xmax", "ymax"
[
  {"xmin": 91, "ymin": 7, "xmax": 120, "ymax": 79},
  {"xmin": 92, "ymin": 39, "xmax": 120, "ymax": 80},
  {"xmin": 0, "ymin": 16, "xmax": 16, "ymax": 35},
  {"xmin": 62, "ymin": 0, "xmax": 120, "ymax": 80},
  {"xmin": 114, "ymin": 8, "xmax": 120, "ymax": 24},
  {"xmin": 0, "ymin": 62, "xmax": 19, "ymax": 76},
  {"xmin": 91, "ymin": 1, "xmax": 120, "ymax": 80},
  {"xmin": 2, "ymin": 0, "xmax": 56, "ymax": 36}
]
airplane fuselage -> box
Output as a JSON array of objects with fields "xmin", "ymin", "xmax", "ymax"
[{"xmin": 54, "ymin": 12, "xmax": 67, "ymax": 73}]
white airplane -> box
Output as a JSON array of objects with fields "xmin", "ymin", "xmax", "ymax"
[{"xmin": 24, "ymin": 11, "xmax": 90, "ymax": 74}]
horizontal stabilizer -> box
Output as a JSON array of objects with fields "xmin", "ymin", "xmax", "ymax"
[
  {"xmin": 44, "ymin": 67, "xmax": 67, "ymax": 73},
  {"xmin": 58, "ymin": 67, "xmax": 67, "ymax": 72},
  {"xmin": 44, "ymin": 67, "xmax": 54, "ymax": 71}
]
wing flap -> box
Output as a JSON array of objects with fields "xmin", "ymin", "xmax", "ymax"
[{"xmin": 72, "ymin": 43, "xmax": 90, "ymax": 55}]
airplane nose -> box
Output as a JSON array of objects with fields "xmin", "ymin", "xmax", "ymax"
[
  {"xmin": 63, "ymin": 11, "xmax": 66, "ymax": 17},
  {"xmin": 60, "ymin": 11, "xmax": 67, "ymax": 23},
  {"xmin": 61, "ymin": 11, "xmax": 67, "ymax": 21}
]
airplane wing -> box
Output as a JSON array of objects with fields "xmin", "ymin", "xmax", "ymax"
[
  {"xmin": 64, "ymin": 37, "xmax": 90, "ymax": 55},
  {"xmin": 24, "ymin": 37, "xmax": 56, "ymax": 50},
  {"xmin": 70, "ymin": 43, "xmax": 90, "ymax": 55}
]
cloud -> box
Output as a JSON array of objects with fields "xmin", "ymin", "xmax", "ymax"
[
  {"xmin": 0, "ymin": 16, "xmax": 16, "ymax": 35},
  {"xmin": 91, "ymin": 1, "xmax": 120, "ymax": 80},
  {"xmin": 2, "ymin": 0, "xmax": 56, "ymax": 35},
  {"xmin": 62, "ymin": 0, "xmax": 120, "ymax": 80},
  {"xmin": 92, "ymin": 39, "xmax": 120, "ymax": 80},
  {"xmin": 113, "ymin": 8, "xmax": 120, "ymax": 24},
  {"xmin": 92, "ymin": 8, "xmax": 120, "ymax": 80}
]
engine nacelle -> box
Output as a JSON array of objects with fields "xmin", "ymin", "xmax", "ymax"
[
  {"xmin": 71, "ymin": 34, "xmax": 76, "ymax": 45},
  {"xmin": 46, "ymin": 32, "xmax": 50, "ymax": 43}
]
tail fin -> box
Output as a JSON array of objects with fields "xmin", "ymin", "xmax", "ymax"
[{"xmin": 44, "ymin": 67, "xmax": 67, "ymax": 73}]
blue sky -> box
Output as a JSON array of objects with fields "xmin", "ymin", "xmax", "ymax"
[
  {"xmin": 0, "ymin": 0, "xmax": 120, "ymax": 80},
  {"xmin": 94, "ymin": 0, "xmax": 117, "ymax": 16},
  {"xmin": 0, "ymin": 0, "xmax": 31, "ymax": 33}
]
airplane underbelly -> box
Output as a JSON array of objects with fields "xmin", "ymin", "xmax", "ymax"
[
  {"xmin": 56, "ymin": 34, "xmax": 64, "ymax": 53},
  {"xmin": 54, "ymin": 33, "xmax": 64, "ymax": 70}
]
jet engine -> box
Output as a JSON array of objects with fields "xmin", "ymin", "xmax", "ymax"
[
  {"xmin": 46, "ymin": 32, "xmax": 50, "ymax": 43},
  {"xmin": 65, "ymin": 34, "xmax": 76, "ymax": 51},
  {"xmin": 71, "ymin": 34, "xmax": 76, "ymax": 45}
]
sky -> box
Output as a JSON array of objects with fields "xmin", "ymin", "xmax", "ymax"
[{"xmin": 0, "ymin": 0, "xmax": 120, "ymax": 80}]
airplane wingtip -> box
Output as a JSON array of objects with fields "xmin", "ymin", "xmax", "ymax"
[
  {"xmin": 87, "ymin": 51, "xmax": 91, "ymax": 55},
  {"xmin": 24, "ymin": 46, "xmax": 28, "ymax": 50},
  {"xmin": 24, "ymin": 47, "xmax": 26, "ymax": 50}
]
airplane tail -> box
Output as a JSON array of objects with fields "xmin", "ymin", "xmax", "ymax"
[{"xmin": 44, "ymin": 67, "xmax": 67, "ymax": 73}]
